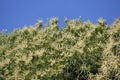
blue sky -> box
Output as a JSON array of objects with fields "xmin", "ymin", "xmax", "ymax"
[{"xmin": 0, "ymin": 0, "xmax": 120, "ymax": 32}]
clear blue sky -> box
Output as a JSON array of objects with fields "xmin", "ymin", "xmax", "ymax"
[{"xmin": 0, "ymin": 0, "xmax": 120, "ymax": 32}]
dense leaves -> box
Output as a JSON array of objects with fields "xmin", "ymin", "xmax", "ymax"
[{"xmin": 0, "ymin": 18, "xmax": 120, "ymax": 80}]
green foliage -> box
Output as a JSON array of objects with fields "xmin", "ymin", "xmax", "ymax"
[
  {"xmin": 36, "ymin": 20, "xmax": 43, "ymax": 29},
  {"xmin": 0, "ymin": 18, "xmax": 120, "ymax": 80}
]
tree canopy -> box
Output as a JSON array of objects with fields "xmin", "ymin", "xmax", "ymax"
[{"xmin": 0, "ymin": 18, "xmax": 120, "ymax": 80}]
